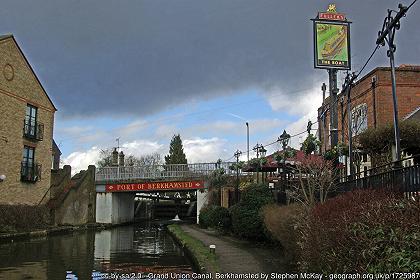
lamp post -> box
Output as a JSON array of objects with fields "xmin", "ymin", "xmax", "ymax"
[
  {"xmin": 279, "ymin": 130, "xmax": 290, "ymax": 152},
  {"xmin": 278, "ymin": 130, "xmax": 291, "ymax": 190},
  {"xmin": 233, "ymin": 150, "xmax": 242, "ymax": 204},
  {"xmin": 253, "ymin": 143, "xmax": 265, "ymax": 183},
  {"xmin": 259, "ymin": 145, "xmax": 267, "ymax": 183},
  {"xmin": 246, "ymin": 122, "xmax": 250, "ymax": 162}
]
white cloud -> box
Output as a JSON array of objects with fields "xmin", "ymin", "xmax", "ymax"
[
  {"xmin": 184, "ymin": 137, "xmax": 228, "ymax": 163},
  {"xmin": 62, "ymin": 140, "xmax": 165, "ymax": 174},
  {"xmin": 265, "ymin": 85, "xmax": 323, "ymax": 116},
  {"xmin": 154, "ymin": 124, "xmax": 179, "ymax": 139},
  {"xmin": 62, "ymin": 146, "xmax": 101, "ymax": 175},
  {"xmin": 121, "ymin": 140, "xmax": 165, "ymax": 158}
]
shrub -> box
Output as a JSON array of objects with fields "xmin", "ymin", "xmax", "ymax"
[
  {"xmin": 199, "ymin": 205, "xmax": 231, "ymax": 231},
  {"xmin": 0, "ymin": 204, "xmax": 51, "ymax": 233},
  {"xmin": 199, "ymin": 206, "xmax": 212, "ymax": 228},
  {"xmin": 300, "ymin": 189, "xmax": 420, "ymax": 273},
  {"xmin": 230, "ymin": 183, "xmax": 274, "ymax": 240},
  {"xmin": 263, "ymin": 203, "xmax": 306, "ymax": 263}
]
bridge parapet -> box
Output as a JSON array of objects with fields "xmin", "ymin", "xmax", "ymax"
[{"xmin": 95, "ymin": 162, "xmax": 236, "ymax": 183}]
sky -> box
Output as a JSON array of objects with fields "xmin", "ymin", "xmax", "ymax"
[{"xmin": 1, "ymin": 0, "xmax": 420, "ymax": 173}]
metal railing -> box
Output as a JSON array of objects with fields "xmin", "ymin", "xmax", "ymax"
[
  {"xmin": 23, "ymin": 120, "xmax": 44, "ymax": 141},
  {"xmin": 21, "ymin": 161, "xmax": 42, "ymax": 183},
  {"xmin": 95, "ymin": 162, "xmax": 236, "ymax": 182},
  {"xmin": 338, "ymin": 162, "xmax": 420, "ymax": 198}
]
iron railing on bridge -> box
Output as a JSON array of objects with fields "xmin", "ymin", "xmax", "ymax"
[
  {"xmin": 337, "ymin": 156, "xmax": 420, "ymax": 198},
  {"xmin": 95, "ymin": 162, "xmax": 237, "ymax": 182}
]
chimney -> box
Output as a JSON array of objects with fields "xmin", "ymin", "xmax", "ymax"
[
  {"xmin": 119, "ymin": 151, "xmax": 125, "ymax": 167},
  {"xmin": 112, "ymin": 148, "xmax": 119, "ymax": 166}
]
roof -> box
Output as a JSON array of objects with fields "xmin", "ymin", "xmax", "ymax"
[
  {"xmin": 243, "ymin": 149, "xmax": 323, "ymax": 172},
  {"xmin": 0, "ymin": 34, "xmax": 13, "ymax": 40},
  {"xmin": 403, "ymin": 106, "xmax": 420, "ymax": 121},
  {"xmin": 52, "ymin": 140, "xmax": 62, "ymax": 155},
  {"xmin": 0, "ymin": 34, "xmax": 57, "ymax": 111}
]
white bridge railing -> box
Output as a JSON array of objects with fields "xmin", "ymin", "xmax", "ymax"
[{"xmin": 95, "ymin": 162, "xmax": 236, "ymax": 182}]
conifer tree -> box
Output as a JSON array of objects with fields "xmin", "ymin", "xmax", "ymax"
[{"xmin": 165, "ymin": 134, "xmax": 188, "ymax": 164}]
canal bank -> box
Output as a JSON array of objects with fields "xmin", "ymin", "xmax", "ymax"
[
  {"xmin": 168, "ymin": 224, "xmax": 292, "ymax": 274},
  {"xmin": 0, "ymin": 223, "xmax": 120, "ymax": 243}
]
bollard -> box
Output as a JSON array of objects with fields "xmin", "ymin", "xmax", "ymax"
[{"xmin": 209, "ymin": 244, "xmax": 216, "ymax": 254}]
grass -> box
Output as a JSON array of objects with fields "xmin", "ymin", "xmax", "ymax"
[{"xmin": 167, "ymin": 224, "xmax": 219, "ymax": 273}]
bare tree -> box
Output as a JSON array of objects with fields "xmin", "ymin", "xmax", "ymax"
[
  {"xmin": 96, "ymin": 150, "xmax": 162, "ymax": 167},
  {"xmin": 126, "ymin": 153, "xmax": 162, "ymax": 166},
  {"xmin": 289, "ymin": 153, "xmax": 337, "ymax": 207}
]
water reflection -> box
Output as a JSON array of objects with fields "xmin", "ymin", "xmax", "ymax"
[{"xmin": 0, "ymin": 223, "xmax": 194, "ymax": 280}]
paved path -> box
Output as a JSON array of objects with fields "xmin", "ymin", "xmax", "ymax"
[{"xmin": 179, "ymin": 225, "xmax": 291, "ymax": 274}]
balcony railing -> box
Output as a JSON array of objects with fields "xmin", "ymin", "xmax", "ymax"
[
  {"xmin": 23, "ymin": 120, "xmax": 44, "ymax": 141},
  {"xmin": 21, "ymin": 162, "xmax": 42, "ymax": 183}
]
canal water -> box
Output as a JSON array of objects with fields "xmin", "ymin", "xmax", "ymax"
[{"xmin": 0, "ymin": 223, "xmax": 194, "ymax": 280}]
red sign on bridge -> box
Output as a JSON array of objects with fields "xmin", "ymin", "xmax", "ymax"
[{"xmin": 105, "ymin": 180, "xmax": 204, "ymax": 192}]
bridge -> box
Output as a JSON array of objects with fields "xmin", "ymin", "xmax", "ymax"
[
  {"xmin": 95, "ymin": 162, "xmax": 236, "ymax": 183},
  {"xmin": 94, "ymin": 162, "xmax": 237, "ymax": 225}
]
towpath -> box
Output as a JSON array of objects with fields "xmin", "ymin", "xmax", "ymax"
[{"xmin": 179, "ymin": 224, "xmax": 292, "ymax": 274}]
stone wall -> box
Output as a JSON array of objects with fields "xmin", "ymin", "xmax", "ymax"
[{"xmin": 51, "ymin": 165, "xmax": 96, "ymax": 225}]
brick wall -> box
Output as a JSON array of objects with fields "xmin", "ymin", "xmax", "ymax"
[
  {"xmin": 0, "ymin": 36, "xmax": 56, "ymax": 205},
  {"xmin": 319, "ymin": 66, "xmax": 420, "ymax": 152}
]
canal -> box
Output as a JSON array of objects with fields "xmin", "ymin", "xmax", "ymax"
[{"xmin": 0, "ymin": 223, "xmax": 194, "ymax": 280}]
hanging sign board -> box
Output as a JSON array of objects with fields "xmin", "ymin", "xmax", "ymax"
[{"xmin": 313, "ymin": 4, "xmax": 351, "ymax": 70}]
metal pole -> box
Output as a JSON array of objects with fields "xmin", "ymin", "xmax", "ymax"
[
  {"xmin": 321, "ymin": 83, "xmax": 327, "ymax": 154},
  {"xmin": 246, "ymin": 122, "xmax": 249, "ymax": 162},
  {"xmin": 371, "ymin": 76, "xmax": 377, "ymax": 129},
  {"xmin": 253, "ymin": 144, "xmax": 260, "ymax": 183},
  {"xmin": 389, "ymin": 50, "xmax": 401, "ymax": 163},
  {"xmin": 328, "ymin": 69, "xmax": 339, "ymax": 165},
  {"xmin": 347, "ymin": 85, "xmax": 354, "ymax": 179},
  {"xmin": 376, "ymin": 4, "xmax": 409, "ymax": 165}
]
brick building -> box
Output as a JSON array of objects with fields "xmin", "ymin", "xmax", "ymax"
[
  {"xmin": 0, "ymin": 35, "xmax": 57, "ymax": 205},
  {"xmin": 318, "ymin": 65, "xmax": 420, "ymax": 172}
]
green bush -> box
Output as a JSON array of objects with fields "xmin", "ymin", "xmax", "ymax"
[
  {"xmin": 199, "ymin": 205, "xmax": 231, "ymax": 231},
  {"xmin": 301, "ymin": 189, "xmax": 420, "ymax": 273},
  {"xmin": 230, "ymin": 183, "xmax": 274, "ymax": 240}
]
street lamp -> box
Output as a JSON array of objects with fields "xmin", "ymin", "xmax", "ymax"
[
  {"xmin": 253, "ymin": 143, "xmax": 266, "ymax": 183},
  {"xmin": 278, "ymin": 130, "xmax": 290, "ymax": 192},
  {"xmin": 233, "ymin": 150, "xmax": 242, "ymax": 204},
  {"xmin": 259, "ymin": 145, "xmax": 266, "ymax": 183},
  {"xmin": 278, "ymin": 130, "xmax": 290, "ymax": 151}
]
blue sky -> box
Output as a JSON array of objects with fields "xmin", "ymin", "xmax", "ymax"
[{"xmin": 1, "ymin": 0, "xmax": 419, "ymax": 172}]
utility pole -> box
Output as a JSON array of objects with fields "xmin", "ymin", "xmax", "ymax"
[
  {"xmin": 253, "ymin": 143, "xmax": 260, "ymax": 183},
  {"xmin": 371, "ymin": 76, "xmax": 378, "ymax": 129},
  {"xmin": 376, "ymin": 3, "xmax": 411, "ymax": 164},
  {"xmin": 233, "ymin": 150, "xmax": 242, "ymax": 204},
  {"xmin": 344, "ymin": 73, "xmax": 357, "ymax": 179}
]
